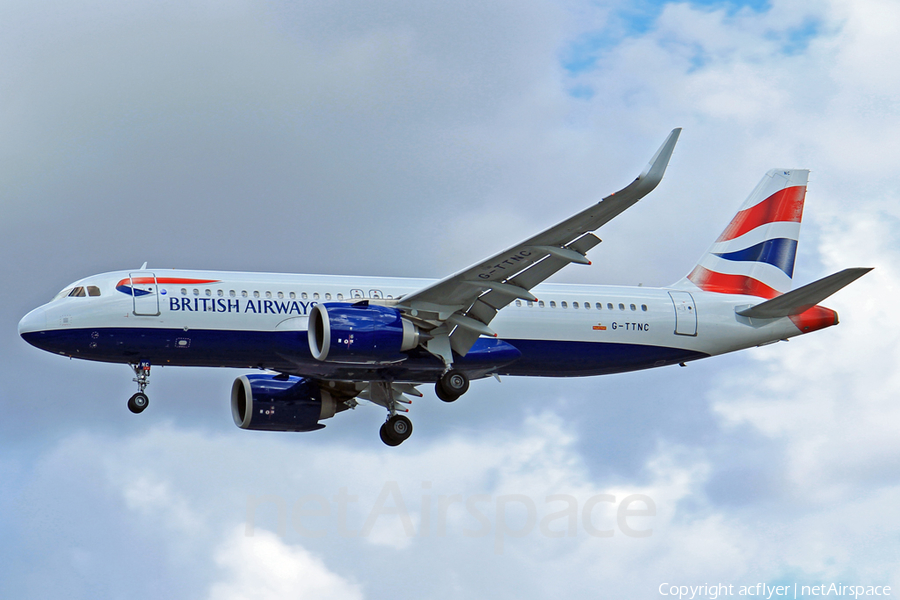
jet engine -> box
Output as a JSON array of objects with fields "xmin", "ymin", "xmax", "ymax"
[
  {"xmin": 308, "ymin": 302, "xmax": 425, "ymax": 363},
  {"xmin": 231, "ymin": 374, "xmax": 337, "ymax": 432}
]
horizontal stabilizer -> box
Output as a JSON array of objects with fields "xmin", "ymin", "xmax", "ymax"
[{"xmin": 736, "ymin": 267, "xmax": 872, "ymax": 319}]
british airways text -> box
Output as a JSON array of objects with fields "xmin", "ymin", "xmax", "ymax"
[{"xmin": 168, "ymin": 298, "xmax": 315, "ymax": 315}]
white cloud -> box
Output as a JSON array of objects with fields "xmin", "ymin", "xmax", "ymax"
[
  {"xmin": 208, "ymin": 526, "xmax": 363, "ymax": 600},
  {"xmin": 710, "ymin": 211, "xmax": 900, "ymax": 500},
  {"xmin": 27, "ymin": 418, "xmax": 756, "ymax": 594},
  {"xmin": 122, "ymin": 476, "xmax": 205, "ymax": 535}
]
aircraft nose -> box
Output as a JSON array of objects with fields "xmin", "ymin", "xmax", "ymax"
[{"xmin": 18, "ymin": 306, "xmax": 47, "ymax": 338}]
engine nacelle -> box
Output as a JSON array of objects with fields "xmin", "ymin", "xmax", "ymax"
[
  {"xmin": 308, "ymin": 302, "xmax": 423, "ymax": 363},
  {"xmin": 231, "ymin": 374, "xmax": 337, "ymax": 432}
]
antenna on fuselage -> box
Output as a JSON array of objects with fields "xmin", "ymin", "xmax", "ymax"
[{"xmin": 140, "ymin": 262, "xmax": 148, "ymax": 270}]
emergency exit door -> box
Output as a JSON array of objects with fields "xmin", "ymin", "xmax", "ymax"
[{"xmin": 668, "ymin": 291, "xmax": 697, "ymax": 336}]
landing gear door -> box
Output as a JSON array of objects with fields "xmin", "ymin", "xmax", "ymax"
[
  {"xmin": 668, "ymin": 291, "xmax": 697, "ymax": 336},
  {"xmin": 129, "ymin": 272, "xmax": 160, "ymax": 316}
]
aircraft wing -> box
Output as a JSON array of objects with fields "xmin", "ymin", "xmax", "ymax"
[{"xmin": 396, "ymin": 128, "xmax": 682, "ymax": 360}]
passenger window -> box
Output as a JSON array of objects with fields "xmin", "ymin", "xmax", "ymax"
[
  {"xmin": 561, "ymin": 301, "xmax": 568, "ymax": 309},
  {"xmin": 242, "ymin": 291, "xmax": 248, "ymax": 298},
  {"xmin": 595, "ymin": 303, "xmax": 602, "ymax": 310},
  {"xmin": 584, "ymin": 302, "xmax": 590, "ymax": 310},
  {"xmin": 619, "ymin": 303, "xmax": 625, "ymax": 310},
  {"xmin": 515, "ymin": 300, "xmax": 522, "ymax": 307},
  {"xmin": 277, "ymin": 291, "xmax": 284, "ymax": 299},
  {"xmin": 325, "ymin": 293, "xmax": 332, "ymax": 300},
  {"xmin": 607, "ymin": 303, "xmax": 613, "ymax": 310},
  {"xmin": 87, "ymin": 286, "xmax": 101, "ymax": 297},
  {"xmin": 193, "ymin": 289, "xmax": 200, "ymax": 296},
  {"xmin": 230, "ymin": 290, "xmax": 236, "ymax": 298},
  {"xmin": 550, "ymin": 301, "xmax": 557, "ymax": 308},
  {"xmin": 265, "ymin": 291, "xmax": 272, "ymax": 299},
  {"xmin": 630, "ymin": 304, "xmax": 636, "ymax": 311},
  {"xmin": 538, "ymin": 301, "xmax": 545, "ymax": 308},
  {"xmin": 527, "ymin": 301, "xmax": 533, "ymax": 307},
  {"xmin": 253, "ymin": 291, "xmax": 260, "ymax": 298},
  {"xmin": 217, "ymin": 289, "xmax": 224, "ymax": 297},
  {"xmin": 313, "ymin": 293, "xmax": 320, "ymax": 300},
  {"xmin": 289, "ymin": 292, "xmax": 296, "ymax": 299},
  {"xmin": 206, "ymin": 289, "xmax": 212, "ymax": 297},
  {"xmin": 301, "ymin": 292, "xmax": 308, "ymax": 299},
  {"xmin": 642, "ymin": 304, "xmax": 648, "ymax": 311},
  {"xmin": 573, "ymin": 302, "xmax": 579, "ymax": 309},
  {"xmin": 337, "ymin": 293, "xmax": 344, "ymax": 300}
]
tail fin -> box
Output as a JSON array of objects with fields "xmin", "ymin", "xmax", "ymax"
[{"xmin": 675, "ymin": 169, "xmax": 809, "ymax": 299}]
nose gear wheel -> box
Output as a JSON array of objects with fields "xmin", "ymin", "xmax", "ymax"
[
  {"xmin": 128, "ymin": 392, "xmax": 149, "ymax": 414},
  {"xmin": 128, "ymin": 360, "xmax": 152, "ymax": 414}
]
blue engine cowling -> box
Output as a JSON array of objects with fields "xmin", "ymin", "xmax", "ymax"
[
  {"xmin": 308, "ymin": 302, "xmax": 424, "ymax": 363},
  {"xmin": 231, "ymin": 374, "xmax": 337, "ymax": 432}
]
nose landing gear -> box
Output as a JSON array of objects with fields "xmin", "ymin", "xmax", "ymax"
[{"xmin": 128, "ymin": 360, "xmax": 151, "ymax": 414}]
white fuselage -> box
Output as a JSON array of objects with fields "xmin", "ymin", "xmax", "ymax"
[{"xmin": 19, "ymin": 269, "xmax": 810, "ymax": 383}]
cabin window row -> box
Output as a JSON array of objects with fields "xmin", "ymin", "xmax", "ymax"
[
  {"xmin": 515, "ymin": 299, "xmax": 648, "ymax": 311},
  {"xmin": 178, "ymin": 288, "xmax": 393, "ymax": 301}
]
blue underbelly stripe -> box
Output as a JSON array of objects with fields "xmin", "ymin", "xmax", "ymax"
[{"xmin": 21, "ymin": 327, "xmax": 709, "ymax": 380}]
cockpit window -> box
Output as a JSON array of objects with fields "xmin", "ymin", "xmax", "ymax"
[
  {"xmin": 63, "ymin": 286, "xmax": 101, "ymax": 298},
  {"xmin": 53, "ymin": 288, "xmax": 73, "ymax": 301}
]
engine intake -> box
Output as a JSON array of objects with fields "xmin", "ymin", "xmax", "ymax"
[
  {"xmin": 308, "ymin": 302, "xmax": 424, "ymax": 363},
  {"xmin": 231, "ymin": 374, "xmax": 336, "ymax": 432}
]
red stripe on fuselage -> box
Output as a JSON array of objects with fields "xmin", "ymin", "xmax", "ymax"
[
  {"xmin": 717, "ymin": 186, "xmax": 806, "ymax": 242},
  {"xmin": 116, "ymin": 277, "xmax": 220, "ymax": 287},
  {"xmin": 686, "ymin": 265, "xmax": 781, "ymax": 299}
]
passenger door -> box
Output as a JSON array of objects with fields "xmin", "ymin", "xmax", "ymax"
[{"xmin": 129, "ymin": 272, "xmax": 160, "ymax": 316}]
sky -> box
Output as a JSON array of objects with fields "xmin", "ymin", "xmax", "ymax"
[{"xmin": 2, "ymin": 0, "xmax": 899, "ymax": 597}]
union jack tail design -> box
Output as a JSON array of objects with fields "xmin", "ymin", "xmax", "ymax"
[{"xmin": 676, "ymin": 169, "xmax": 809, "ymax": 299}]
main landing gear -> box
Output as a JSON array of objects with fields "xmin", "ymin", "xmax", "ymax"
[
  {"xmin": 361, "ymin": 382, "xmax": 416, "ymax": 446},
  {"xmin": 435, "ymin": 369, "xmax": 469, "ymax": 403},
  {"xmin": 128, "ymin": 360, "xmax": 151, "ymax": 414},
  {"xmin": 380, "ymin": 414, "xmax": 413, "ymax": 447}
]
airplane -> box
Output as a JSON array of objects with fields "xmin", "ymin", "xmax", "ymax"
[{"xmin": 18, "ymin": 129, "xmax": 872, "ymax": 446}]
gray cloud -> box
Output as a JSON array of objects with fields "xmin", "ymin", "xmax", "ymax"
[{"xmin": 2, "ymin": 0, "xmax": 898, "ymax": 597}]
